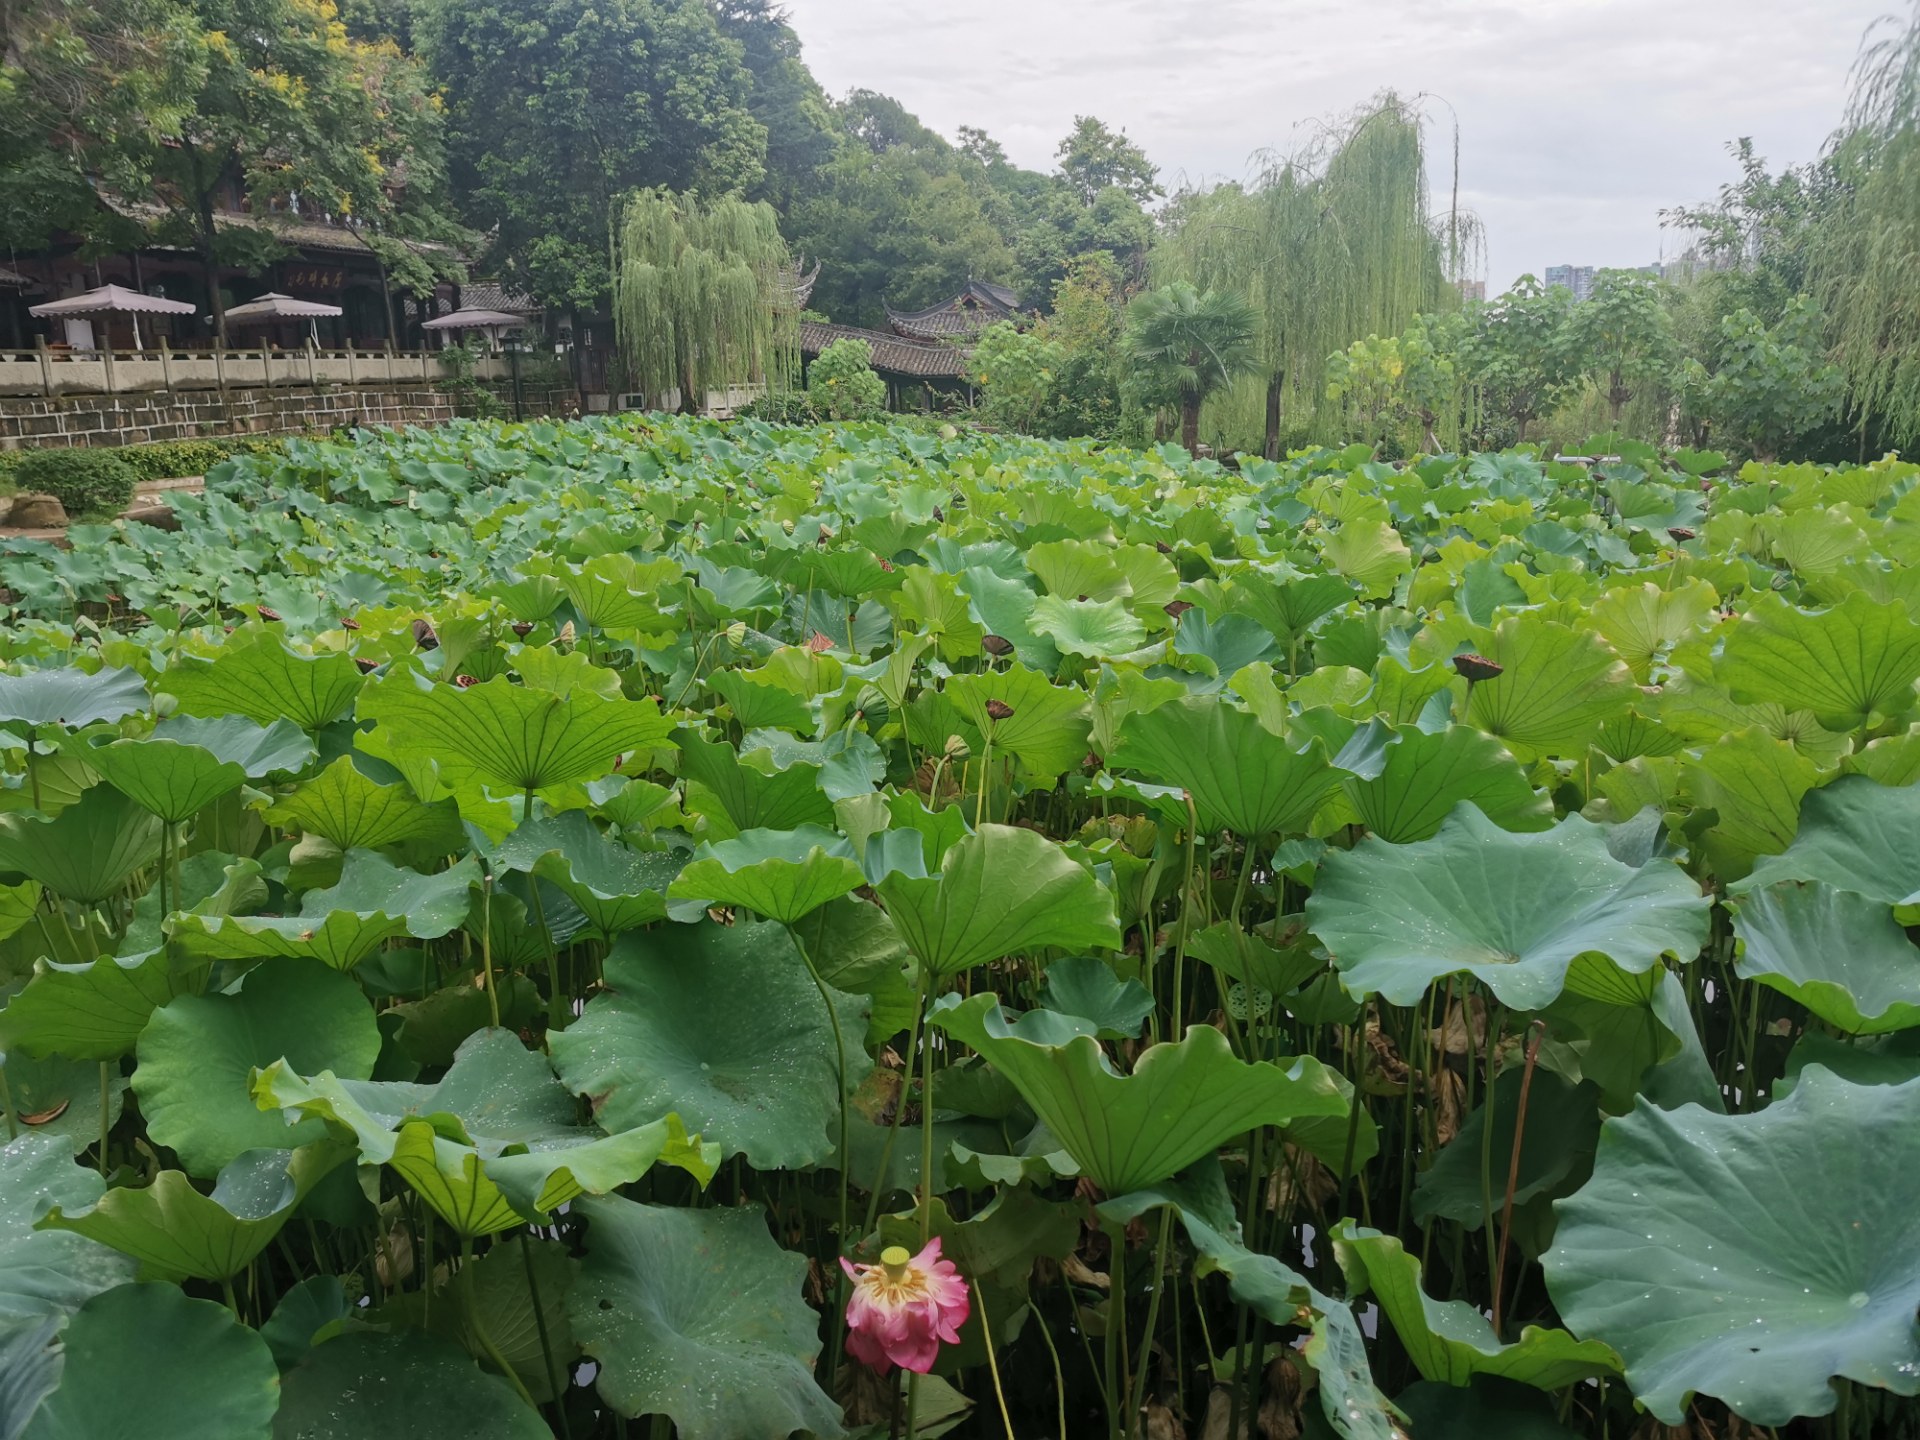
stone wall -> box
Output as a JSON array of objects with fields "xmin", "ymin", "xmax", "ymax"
[{"xmin": 0, "ymin": 386, "xmax": 460, "ymax": 450}]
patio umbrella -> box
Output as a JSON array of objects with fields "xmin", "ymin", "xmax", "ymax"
[
  {"xmin": 421, "ymin": 307, "xmax": 530, "ymax": 337},
  {"xmin": 225, "ymin": 292, "xmax": 345, "ymax": 347},
  {"xmin": 30, "ymin": 283, "xmax": 196, "ymax": 350}
]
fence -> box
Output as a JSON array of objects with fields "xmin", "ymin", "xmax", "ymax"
[{"xmin": 0, "ymin": 340, "xmax": 509, "ymax": 399}]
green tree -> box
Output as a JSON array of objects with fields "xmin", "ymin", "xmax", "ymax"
[
  {"xmin": 614, "ymin": 188, "xmax": 796, "ymax": 410},
  {"xmin": 1458, "ymin": 277, "xmax": 1578, "ymax": 445},
  {"xmin": 1055, "ymin": 115, "xmax": 1161, "ymax": 207},
  {"xmin": 1123, "ymin": 282, "xmax": 1261, "ymax": 456},
  {"xmin": 1156, "ymin": 95, "xmax": 1458, "ymax": 457},
  {"xmin": 806, "ymin": 335, "xmax": 885, "ymax": 419},
  {"xmin": 426, "ymin": 0, "xmax": 766, "ymax": 315},
  {"xmin": 710, "ymin": 0, "xmax": 840, "ymax": 213},
  {"xmin": 1324, "ymin": 312, "xmax": 1461, "ymax": 454},
  {"xmin": 1567, "ymin": 269, "xmax": 1680, "ymax": 423},
  {"xmin": 1684, "ymin": 296, "xmax": 1846, "ymax": 460},
  {"xmin": 967, "ymin": 321, "xmax": 1064, "ymax": 434}
]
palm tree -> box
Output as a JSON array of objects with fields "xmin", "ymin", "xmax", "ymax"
[{"xmin": 1124, "ymin": 282, "xmax": 1262, "ymax": 455}]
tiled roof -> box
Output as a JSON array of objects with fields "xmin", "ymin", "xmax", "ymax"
[
  {"xmin": 800, "ymin": 321, "xmax": 970, "ymax": 379},
  {"xmin": 460, "ymin": 281, "xmax": 539, "ymax": 315},
  {"xmin": 0, "ymin": 266, "xmax": 38, "ymax": 291},
  {"xmin": 783, "ymin": 259, "xmax": 821, "ymax": 310},
  {"xmin": 886, "ymin": 281, "xmax": 1024, "ymax": 340},
  {"xmin": 107, "ymin": 197, "xmax": 458, "ymax": 259}
]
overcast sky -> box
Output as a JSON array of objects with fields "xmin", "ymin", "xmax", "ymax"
[{"xmin": 779, "ymin": 0, "xmax": 1893, "ymax": 294}]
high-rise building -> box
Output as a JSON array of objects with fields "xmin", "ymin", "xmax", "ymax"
[
  {"xmin": 1454, "ymin": 278, "xmax": 1486, "ymax": 303},
  {"xmin": 1543, "ymin": 265, "xmax": 1596, "ymax": 302}
]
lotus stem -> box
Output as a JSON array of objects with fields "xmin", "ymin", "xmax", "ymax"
[
  {"xmin": 1126, "ymin": 1208, "xmax": 1173, "ymax": 1436},
  {"xmin": 972, "ymin": 1278, "xmax": 1018, "ymax": 1440},
  {"xmin": 1493, "ymin": 1018, "xmax": 1548, "ymax": 1335},
  {"xmin": 518, "ymin": 1230, "xmax": 573, "ymax": 1440}
]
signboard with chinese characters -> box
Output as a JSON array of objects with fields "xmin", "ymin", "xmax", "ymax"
[{"xmin": 281, "ymin": 266, "xmax": 347, "ymax": 293}]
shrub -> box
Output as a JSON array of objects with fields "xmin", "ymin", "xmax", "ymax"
[
  {"xmin": 739, "ymin": 391, "xmax": 819, "ymax": 425},
  {"xmin": 15, "ymin": 448, "xmax": 138, "ymax": 516},
  {"xmin": 807, "ymin": 338, "xmax": 887, "ymax": 421}
]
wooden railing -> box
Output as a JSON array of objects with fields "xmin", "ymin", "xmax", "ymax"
[{"xmin": 0, "ymin": 341, "xmax": 509, "ymax": 398}]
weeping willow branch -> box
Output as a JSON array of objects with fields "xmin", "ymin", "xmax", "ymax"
[{"xmin": 613, "ymin": 189, "xmax": 800, "ymax": 406}]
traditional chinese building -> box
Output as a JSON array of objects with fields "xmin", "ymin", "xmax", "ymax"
[{"xmin": 797, "ymin": 279, "xmax": 1027, "ymax": 410}]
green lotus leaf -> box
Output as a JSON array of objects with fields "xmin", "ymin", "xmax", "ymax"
[
  {"xmin": 669, "ymin": 826, "xmax": 864, "ymax": 924},
  {"xmin": 789, "ymin": 895, "xmax": 917, "ymax": 1045},
  {"xmin": 0, "ymin": 948, "xmax": 190, "ymax": 1061},
  {"xmin": 133, "ymin": 957, "xmax": 380, "ymax": 1177},
  {"xmin": 1110, "ymin": 696, "xmax": 1341, "ymax": 836},
  {"xmin": 931, "ymin": 993, "xmax": 1353, "ymax": 1193},
  {"xmin": 0, "ymin": 666, "xmax": 147, "ymax": 733},
  {"xmin": 1335, "ymin": 722, "xmax": 1552, "ymax": 843},
  {"xmin": 568, "ymin": 1196, "xmax": 845, "ymax": 1440},
  {"xmin": 707, "ymin": 669, "xmax": 816, "ymax": 732},
  {"xmin": 424, "ymin": 1238, "xmax": 578, "ymax": 1404},
  {"xmin": 1393, "ymin": 1378, "xmax": 1584, "ymax": 1439},
  {"xmin": 1307, "ymin": 808, "xmax": 1710, "ymax": 1010},
  {"xmin": 876, "ymin": 823, "xmax": 1120, "ymax": 980},
  {"xmin": 263, "ymin": 755, "xmax": 459, "ymax": 851},
  {"xmin": 21, "ymin": 1282, "xmax": 278, "ymax": 1440},
  {"xmin": 160, "ymin": 634, "xmax": 363, "ymax": 731},
  {"xmin": 739, "ymin": 728, "xmax": 885, "ymax": 803},
  {"xmin": 359, "ymin": 670, "xmax": 672, "ymax": 796},
  {"xmin": 38, "ymin": 1142, "xmax": 348, "ymax": 1282},
  {"xmin": 1720, "ymin": 590, "xmax": 1920, "ymax": 731},
  {"xmin": 256, "ymin": 1027, "xmax": 716, "ymax": 1238},
  {"xmin": 81, "ymin": 715, "xmax": 314, "ymax": 823},
  {"xmin": 1038, "ymin": 955, "xmax": 1155, "ymax": 1039},
  {"xmin": 1229, "ymin": 573, "xmax": 1355, "ymax": 650},
  {"xmin": 0, "ymin": 785, "xmax": 163, "ymax": 904},
  {"xmin": 1591, "ymin": 579, "xmax": 1719, "ymax": 680},
  {"xmin": 476, "ymin": 809, "xmax": 683, "ymax": 936},
  {"xmin": 946, "ymin": 664, "xmax": 1094, "ymax": 780},
  {"xmin": 0, "ymin": 1135, "xmax": 135, "ymax": 1436},
  {"xmin": 0, "ymin": 1053, "xmax": 125, "ymax": 1158},
  {"xmin": 550, "ymin": 922, "xmax": 867, "ymax": 1170},
  {"xmin": 1333, "ymin": 1222, "xmax": 1621, "ymax": 1387},
  {"xmin": 270, "ymin": 1329, "xmax": 549, "ymax": 1439},
  {"xmin": 959, "ymin": 565, "xmax": 1059, "ymax": 671},
  {"xmin": 1098, "ymin": 1160, "xmax": 1397, "ymax": 1440},
  {"xmin": 258, "ymin": 1275, "xmax": 349, "ymax": 1372},
  {"xmin": 0, "ymin": 881, "xmax": 36, "ymax": 944},
  {"xmin": 675, "ymin": 727, "xmax": 834, "ymax": 837},
  {"xmin": 1029, "ymin": 595, "xmax": 1148, "ymax": 659},
  {"xmin": 1735, "ymin": 774, "xmax": 1920, "ymax": 910},
  {"xmin": 1322, "ymin": 517, "xmax": 1412, "ymax": 599},
  {"xmin": 1730, "ymin": 879, "xmax": 1920, "ymax": 1033},
  {"xmin": 1187, "ymin": 920, "xmax": 1326, "ymax": 998},
  {"xmin": 1461, "ymin": 614, "xmax": 1634, "ymax": 762},
  {"xmin": 1544, "ymin": 1067, "xmax": 1920, "ymax": 1425}
]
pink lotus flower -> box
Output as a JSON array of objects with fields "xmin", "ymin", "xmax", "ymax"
[{"xmin": 840, "ymin": 1238, "xmax": 969, "ymax": 1374}]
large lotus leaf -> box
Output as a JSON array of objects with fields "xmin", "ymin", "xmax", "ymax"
[
  {"xmin": 739, "ymin": 729, "xmax": 886, "ymax": 804},
  {"xmin": 133, "ymin": 957, "xmax": 380, "ymax": 1177},
  {"xmin": 1393, "ymin": 1379, "xmax": 1583, "ymax": 1439},
  {"xmin": 160, "ymin": 635, "xmax": 363, "ymax": 730},
  {"xmin": 1461, "ymin": 614, "xmax": 1634, "ymax": 762},
  {"xmin": 1039, "ymin": 955, "xmax": 1155, "ymax": 1039},
  {"xmin": 1322, "ymin": 518, "xmax": 1412, "ymax": 599},
  {"xmin": 421, "ymin": 1238, "xmax": 578, "ymax": 1404},
  {"xmin": 38, "ymin": 1142, "xmax": 347, "ymax": 1282},
  {"xmin": 875, "ymin": 823, "xmax": 1121, "ymax": 980},
  {"xmin": 568, "ymin": 1196, "xmax": 845, "ymax": 1440},
  {"xmin": 0, "ymin": 786, "xmax": 163, "ymax": 904},
  {"xmin": 1230, "ymin": 573, "xmax": 1355, "ymax": 649},
  {"xmin": 0, "ymin": 667, "xmax": 147, "ymax": 733},
  {"xmin": 789, "ymin": 895, "xmax": 917, "ymax": 1046},
  {"xmin": 257, "ymin": 1027, "xmax": 716, "ymax": 1238},
  {"xmin": 1110, "ymin": 696, "xmax": 1341, "ymax": 836},
  {"xmin": 674, "ymin": 727, "xmax": 834, "ymax": 837},
  {"xmin": 0, "ymin": 883, "xmax": 35, "ymax": 945},
  {"xmin": 0, "ymin": 949, "xmax": 189, "ymax": 1061},
  {"xmin": 1098, "ymin": 1160, "xmax": 1397, "ymax": 1440},
  {"xmin": 1335, "ymin": 722, "xmax": 1552, "ymax": 843},
  {"xmin": 945, "ymin": 664, "xmax": 1094, "ymax": 780},
  {"xmin": 1332, "ymin": 1223, "xmax": 1620, "ymax": 1387},
  {"xmin": 476, "ymin": 809, "xmax": 682, "ymax": 936},
  {"xmin": 550, "ymin": 922, "xmax": 866, "ymax": 1170},
  {"xmin": 359, "ymin": 671, "xmax": 672, "ymax": 795},
  {"xmin": 270, "ymin": 1329, "xmax": 548, "ymax": 1440},
  {"xmin": 931, "ymin": 993, "xmax": 1353, "ymax": 1193},
  {"xmin": 1720, "ymin": 590, "xmax": 1920, "ymax": 731},
  {"xmin": 1590, "ymin": 579, "xmax": 1719, "ymax": 679},
  {"xmin": 1544, "ymin": 1067, "xmax": 1920, "ymax": 1425},
  {"xmin": 669, "ymin": 825, "xmax": 864, "ymax": 925},
  {"xmin": 81, "ymin": 716, "xmax": 314, "ymax": 822},
  {"xmin": 1028, "ymin": 595, "xmax": 1147, "ymax": 659},
  {"xmin": 1735, "ymin": 774, "xmax": 1920, "ymax": 911},
  {"xmin": 1187, "ymin": 919, "xmax": 1328, "ymax": 1000},
  {"xmin": 1686, "ymin": 727, "xmax": 1822, "ymax": 876},
  {"xmin": 0, "ymin": 1136, "xmax": 135, "ymax": 1439},
  {"xmin": 0, "ymin": 1054, "xmax": 125, "ymax": 1158},
  {"xmin": 21, "ymin": 1283, "xmax": 278, "ymax": 1440},
  {"xmin": 263, "ymin": 755, "xmax": 458, "ymax": 851},
  {"xmin": 959, "ymin": 565, "xmax": 1058, "ymax": 671},
  {"xmin": 1307, "ymin": 807, "xmax": 1710, "ymax": 1010},
  {"xmin": 1730, "ymin": 880, "xmax": 1920, "ymax": 1033}
]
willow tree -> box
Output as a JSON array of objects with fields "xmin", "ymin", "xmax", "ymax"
[
  {"xmin": 614, "ymin": 189, "xmax": 799, "ymax": 410},
  {"xmin": 1156, "ymin": 94, "xmax": 1469, "ymax": 456},
  {"xmin": 1824, "ymin": 3, "xmax": 1920, "ymax": 447}
]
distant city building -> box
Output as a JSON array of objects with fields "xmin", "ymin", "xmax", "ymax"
[
  {"xmin": 1544, "ymin": 265, "xmax": 1596, "ymax": 302},
  {"xmin": 1454, "ymin": 278, "xmax": 1486, "ymax": 303}
]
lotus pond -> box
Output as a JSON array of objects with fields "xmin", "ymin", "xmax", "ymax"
[{"xmin": 0, "ymin": 416, "xmax": 1918, "ymax": 1439}]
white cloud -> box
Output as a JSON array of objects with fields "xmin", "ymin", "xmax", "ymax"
[{"xmin": 779, "ymin": 0, "xmax": 1886, "ymax": 291}]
